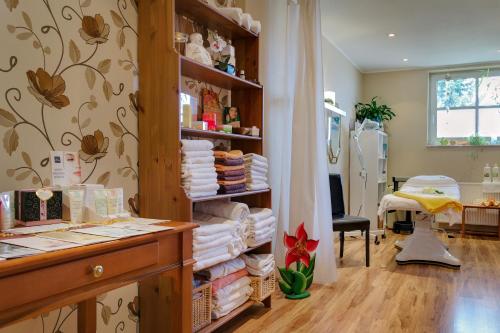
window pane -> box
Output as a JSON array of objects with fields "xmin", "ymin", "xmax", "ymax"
[
  {"xmin": 436, "ymin": 78, "xmax": 476, "ymax": 108},
  {"xmin": 479, "ymin": 108, "xmax": 500, "ymax": 139},
  {"xmin": 479, "ymin": 76, "xmax": 500, "ymax": 106},
  {"xmin": 437, "ymin": 109, "xmax": 475, "ymax": 138}
]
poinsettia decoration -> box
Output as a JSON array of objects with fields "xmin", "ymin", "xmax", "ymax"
[{"xmin": 279, "ymin": 222, "xmax": 319, "ymax": 299}]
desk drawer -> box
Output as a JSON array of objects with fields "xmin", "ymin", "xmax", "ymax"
[{"xmin": 0, "ymin": 241, "xmax": 158, "ymax": 311}]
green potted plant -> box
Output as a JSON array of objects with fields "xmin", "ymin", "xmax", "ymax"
[{"xmin": 355, "ymin": 97, "xmax": 395, "ymax": 126}]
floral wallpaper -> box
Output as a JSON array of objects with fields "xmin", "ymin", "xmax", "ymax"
[{"xmin": 0, "ymin": 0, "xmax": 139, "ymax": 332}]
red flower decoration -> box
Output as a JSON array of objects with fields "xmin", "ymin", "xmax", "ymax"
[{"xmin": 283, "ymin": 222, "xmax": 319, "ymax": 269}]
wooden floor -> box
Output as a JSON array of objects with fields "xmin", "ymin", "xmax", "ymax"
[{"xmin": 217, "ymin": 231, "xmax": 500, "ymax": 333}]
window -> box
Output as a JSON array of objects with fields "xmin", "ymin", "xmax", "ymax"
[{"xmin": 428, "ymin": 68, "xmax": 500, "ymax": 146}]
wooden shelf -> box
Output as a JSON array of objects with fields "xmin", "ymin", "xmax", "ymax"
[
  {"xmin": 182, "ymin": 128, "xmax": 261, "ymax": 141},
  {"xmin": 175, "ymin": 0, "xmax": 258, "ymax": 40},
  {"xmin": 198, "ymin": 300, "xmax": 255, "ymax": 333},
  {"xmin": 181, "ymin": 56, "xmax": 262, "ymax": 90},
  {"xmin": 190, "ymin": 189, "xmax": 270, "ymax": 203}
]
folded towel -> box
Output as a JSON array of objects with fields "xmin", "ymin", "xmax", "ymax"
[
  {"xmin": 217, "ymin": 169, "xmax": 246, "ymax": 177},
  {"xmin": 243, "ymin": 153, "xmax": 267, "ymax": 164},
  {"xmin": 245, "ymin": 174, "xmax": 267, "ymax": 183},
  {"xmin": 218, "ymin": 178, "xmax": 246, "ymax": 186},
  {"xmin": 246, "ymin": 261, "xmax": 274, "ymax": 276},
  {"xmin": 244, "ymin": 159, "xmax": 268, "ymax": 169},
  {"xmin": 250, "ymin": 20, "xmax": 261, "ymax": 34},
  {"xmin": 193, "ymin": 230, "xmax": 233, "ymax": 244},
  {"xmin": 188, "ymin": 191, "xmax": 217, "ymax": 198},
  {"xmin": 182, "ymin": 177, "xmax": 218, "ymax": 186},
  {"xmin": 212, "ymin": 294, "xmax": 250, "ymax": 319},
  {"xmin": 182, "ymin": 150, "xmax": 213, "ymax": 158},
  {"xmin": 246, "ymin": 183, "xmax": 269, "ymax": 191},
  {"xmin": 248, "ymin": 224, "xmax": 275, "ymax": 238},
  {"xmin": 241, "ymin": 253, "xmax": 274, "ymax": 270},
  {"xmin": 248, "ymin": 208, "xmax": 274, "ymax": 222},
  {"xmin": 194, "ymin": 246, "xmax": 229, "ymax": 261},
  {"xmin": 181, "ymin": 139, "xmax": 214, "ymax": 152},
  {"xmin": 193, "ymin": 234, "xmax": 233, "ymax": 252},
  {"xmin": 217, "ymin": 174, "xmax": 246, "ymax": 181},
  {"xmin": 182, "ymin": 155, "xmax": 215, "ymax": 165},
  {"xmin": 182, "ymin": 163, "xmax": 215, "ymax": 171},
  {"xmin": 215, "ymin": 158, "xmax": 244, "ymax": 166},
  {"xmin": 211, "ymin": 268, "xmax": 248, "ymax": 293},
  {"xmin": 194, "ymin": 222, "xmax": 234, "ymax": 236},
  {"xmin": 248, "ymin": 216, "xmax": 276, "ymax": 231},
  {"xmin": 241, "ymin": 13, "xmax": 252, "ymax": 30},
  {"xmin": 184, "ymin": 183, "xmax": 220, "ymax": 193},
  {"xmin": 218, "ymin": 186, "xmax": 246, "ymax": 195},
  {"xmin": 245, "ymin": 165, "xmax": 268, "ymax": 175},
  {"xmin": 182, "ymin": 171, "xmax": 217, "ymax": 179},
  {"xmin": 217, "ymin": 7, "xmax": 243, "ymax": 25},
  {"xmin": 218, "ymin": 183, "xmax": 246, "ymax": 192},
  {"xmin": 246, "ymin": 237, "xmax": 272, "ymax": 248},
  {"xmin": 216, "ymin": 164, "xmax": 245, "ymax": 172},
  {"xmin": 214, "ymin": 276, "xmax": 251, "ymax": 299},
  {"xmin": 213, "ymin": 285, "xmax": 253, "ymax": 308},
  {"xmin": 247, "ymin": 228, "xmax": 274, "ymax": 243},
  {"xmin": 214, "ymin": 150, "xmax": 243, "ymax": 160},
  {"xmin": 194, "ymin": 253, "xmax": 232, "ymax": 271},
  {"xmin": 195, "ymin": 201, "xmax": 250, "ymax": 223},
  {"xmin": 196, "ymin": 257, "xmax": 246, "ymax": 281}
]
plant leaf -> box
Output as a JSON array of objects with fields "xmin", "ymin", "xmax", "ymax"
[
  {"xmin": 69, "ymin": 39, "xmax": 81, "ymax": 63},
  {"xmin": 3, "ymin": 128, "xmax": 19, "ymax": 155},
  {"xmin": 127, "ymin": 48, "xmax": 133, "ymax": 61},
  {"xmin": 85, "ymin": 67, "xmax": 96, "ymax": 89},
  {"xmin": 21, "ymin": 151, "xmax": 32, "ymax": 167},
  {"xmin": 116, "ymin": 138, "xmax": 124, "ymax": 158},
  {"xmin": 32, "ymin": 176, "xmax": 40, "ymax": 185},
  {"xmin": 126, "ymin": 155, "xmax": 132, "ymax": 167},
  {"xmin": 101, "ymin": 305, "xmax": 112, "ymax": 325},
  {"xmin": 109, "ymin": 122, "xmax": 123, "ymax": 137},
  {"xmin": 16, "ymin": 32, "xmax": 32, "ymax": 40},
  {"xmin": 80, "ymin": 0, "xmax": 91, "ymax": 7},
  {"xmin": 97, "ymin": 59, "xmax": 111, "ymax": 74},
  {"xmin": 81, "ymin": 118, "xmax": 91, "ymax": 129},
  {"xmin": 122, "ymin": 169, "xmax": 131, "ymax": 177},
  {"xmin": 6, "ymin": 169, "xmax": 15, "ymax": 177},
  {"xmin": 15, "ymin": 169, "xmax": 31, "ymax": 181},
  {"xmin": 97, "ymin": 172, "xmax": 111, "ymax": 187},
  {"xmin": 5, "ymin": 0, "xmax": 19, "ymax": 12},
  {"xmin": 0, "ymin": 108, "xmax": 17, "ymax": 127},
  {"xmin": 117, "ymin": 30, "xmax": 125, "ymax": 49},
  {"xmin": 110, "ymin": 10, "xmax": 124, "ymax": 28},
  {"xmin": 21, "ymin": 11, "xmax": 32, "ymax": 29},
  {"xmin": 102, "ymin": 80, "xmax": 112, "ymax": 101},
  {"xmin": 6, "ymin": 24, "xmax": 15, "ymax": 33}
]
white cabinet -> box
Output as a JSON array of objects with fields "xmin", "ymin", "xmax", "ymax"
[{"xmin": 349, "ymin": 130, "xmax": 388, "ymax": 232}]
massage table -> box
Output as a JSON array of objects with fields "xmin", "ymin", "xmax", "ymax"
[{"xmin": 378, "ymin": 175, "xmax": 461, "ymax": 268}]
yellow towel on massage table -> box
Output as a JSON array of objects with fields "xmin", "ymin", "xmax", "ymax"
[{"xmin": 394, "ymin": 191, "xmax": 463, "ymax": 214}]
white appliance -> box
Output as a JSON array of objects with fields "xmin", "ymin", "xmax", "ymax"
[{"xmin": 349, "ymin": 129, "xmax": 388, "ymax": 234}]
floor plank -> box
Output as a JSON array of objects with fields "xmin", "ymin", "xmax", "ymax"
[{"xmin": 216, "ymin": 231, "xmax": 500, "ymax": 333}]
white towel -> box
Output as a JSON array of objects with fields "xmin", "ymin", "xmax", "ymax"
[
  {"xmin": 182, "ymin": 150, "xmax": 213, "ymax": 158},
  {"xmin": 246, "ymin": 183, "xmax": 269, "ymax": 191},
  {"xmin": 212, "ymin": 294, "xmax": 250, "ymax": 319},
  {"xmin": 213, "ymin": 285, "xmax": 253, "ymax": 308},
  {"xmin": 247, "ymin": 229, "xmax": 274, "ymax": 243},
  {"xmin": 241, "ymin": 13, "xmax": 252, "ymax": 30},
  {"xmin": 193, "ymin": 234, "xmax": 233, "ymax": 251},
  {"xmin": 182, "ymin": 177, "xmax": 217, "ymax": 186},
  {"xmin": 247, "ymin": 237, "xmax": 272, "ymax": 248},
  {"xmin": 197, "ymin": 257, "xmax": 246, "ymax": 281},
  {"xmin": 195, "ymin": 201, "xmax": 250, "ymax": 223},
  {"xmin": 248, "ymin": 225, "xmax": 275, "ymax": 238},
  {"xmin": 181, "ymin": 163, "xmax": 215, "ymax": 171},
  {"xmin": 184, "ymin": 183, "xmax": 220, "ymax": 193},
  {"xmin": 182, "ymin": 171, "xmax": 217, "ymax": 179},
  {"xmin": 245, "ymin": 165, "xmax": 268, "ymax": 175},
  {"xmin": 250, "ymin": 20, "xmax": 261, "ymax": 34},
  {"xmin": 214, "ymin": 276, "xmax": 252, "ymax": 299},
  {"xmin": 248, "ymin": 208, "xmax": 273, "ymax": 222},
  {"xmin": 243, "ymin": 153, "xmax": 267, "ymax": 164},
  {"xmin": 194, "ymin": 252, "xmax": 232, "ymax": 271},
  {"xmin": 245, "ymin": 174, "xmax": 267, "ymax": 183},
  {"xmin": 181, "ymin": 139, "xmax": 214, "ymax": 151},
  {"xmin": 194, "ymin": 223, "xmax": 233, "ymax": 236},
  {"xmin": 244, "ymin": 159, "xmax": 268, "ymax": 169},
  {"xmin": 246, "ymin": 261, "xmax": 274, "ymax": 276},
  {"xmin": 193, "ymin": 230, "xmax": 233, "ymax": 244},
  {"xmin": 194, "ymin": 246, "xmax": 229, "ymax": 261},
  {"xmin": 188, "ymin": 191, "xmax": 217, "ymax": 198},
  {"xmin": 182, "ymin": 156, "xmax": 215, "ymax": 165},
  {"xmin": 241, "ymin": 253, "xmax": 274, "ymax": 269},
  {"xmin": 217, "ymin": 7, "xmax": 243, "ymax": 25},
  {"xmin": 248, "ymin": 216, "xmax": 276, "ymax": 231}
]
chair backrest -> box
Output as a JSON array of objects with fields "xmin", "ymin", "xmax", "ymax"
[{"xmin": 329, "ymin": 174, "xmax": 345, "ymax": 218}]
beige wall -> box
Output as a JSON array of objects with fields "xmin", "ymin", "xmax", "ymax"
[
  {"xmin": 363, "ymin": 69, "xmax": 500, "ymax": 183},
  {"xmin": 322, "ymin": 37, "xmax": 362, "ymax": 204}
]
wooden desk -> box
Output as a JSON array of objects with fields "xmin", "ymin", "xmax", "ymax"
[
  {"xmin": 461, "ymin": 204, "xmax": 500, "ymax": 238},
  {"xmin": 0, "ymin": 221, "xmax": 197, "ymax": 333}
]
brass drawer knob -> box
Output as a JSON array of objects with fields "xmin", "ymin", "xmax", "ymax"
[{"xmin": 92, "ymin": 265, "xmax": 104, "ymax": 278}]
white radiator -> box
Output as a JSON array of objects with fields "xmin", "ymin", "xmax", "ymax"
[{"xmin": 436, "ymin": 182, "xmax": 499, "ymax": 226}]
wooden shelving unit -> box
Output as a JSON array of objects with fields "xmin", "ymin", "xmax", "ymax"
[{"xmin": 138, "ymin": 0, "xmax": 271, "ymax": 332}]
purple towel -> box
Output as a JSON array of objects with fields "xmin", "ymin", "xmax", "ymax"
[
  {"xmin": 216, "ymin": 169, "xmax": 246, "ymax": 177},
  {"xmin": 215, "ymin": 158, "xmax": 244, "ymax": 166},
  {"xmin": 217, "ymin": 174, "xmax": 246, "ymax": 181},
  {"xmin": 217, "ymin": 183, "xmax": 246, "ymax": 194}
]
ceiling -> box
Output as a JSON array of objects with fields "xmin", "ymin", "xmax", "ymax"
[{"xmin": 320, "ymin": 0, "xmax": 500, "ymax": 73}]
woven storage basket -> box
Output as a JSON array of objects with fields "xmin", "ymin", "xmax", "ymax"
[
  {"xmin": 192, "ymin": 282, "xmax": 211, "ymax": 332},
  {"xmin": 249, "ymin": 270, "xmax": 276, "ymax": 301}
]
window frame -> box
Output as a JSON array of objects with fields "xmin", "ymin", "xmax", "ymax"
[{"xmin": 428, "ymin": 67, "xmax": 500, "ymax": 146}]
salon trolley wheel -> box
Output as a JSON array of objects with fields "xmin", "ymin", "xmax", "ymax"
[
  {"xmin": 381, "ymin": 234, "xmax": 387, "ymax": 239},
  {"xmin": 374, "ymin": 236, "xmax": 380, "ymax": 245}
]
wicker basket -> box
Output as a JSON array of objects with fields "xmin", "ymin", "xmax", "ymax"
[
  {"xmin": 192, "ymin": 282, "xmax": 211, "ymax": 332},
  {"xmin": 249, "ymin": 270, "xmax": 276, "ymax": 301}
]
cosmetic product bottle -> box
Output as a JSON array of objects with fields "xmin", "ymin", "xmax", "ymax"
[
  {"xmin": 493, "ymin": 164, "xmax": 499, "ymax": 183},
  {"xmin": 484, "ymin": 163, "xmax": 492, "ymax": 183},
  {"xmin": 68, "ymin": 190, "xmax": 84, "ymax": 224}
]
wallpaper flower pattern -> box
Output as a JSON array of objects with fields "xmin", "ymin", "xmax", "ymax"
[{"xmin": 0, "ymin": 0, "xmax": 139, "ymax": 332}]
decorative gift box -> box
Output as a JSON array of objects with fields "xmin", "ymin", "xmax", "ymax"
[{"xmin": 15, "ymin": 189, "xmax": 63, "ymax": 225}]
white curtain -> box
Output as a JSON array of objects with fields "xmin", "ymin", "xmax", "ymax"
[{"xmin": 244, "ymin": 0, "xmax": 337, "ymax": 284}]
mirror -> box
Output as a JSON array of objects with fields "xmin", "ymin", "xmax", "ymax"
[{"xmin": 327, "ymin": 109, "xmax": 342, "ymax": 164}]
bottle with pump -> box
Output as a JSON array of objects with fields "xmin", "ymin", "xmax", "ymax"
[{"xmin": 484, "ymin": 163, "xmax": 492, "ymax": 183}]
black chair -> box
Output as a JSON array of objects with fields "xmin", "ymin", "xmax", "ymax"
[{"xmin": 329, "ymin": 174, "xmax": 370, "ymax": 267}]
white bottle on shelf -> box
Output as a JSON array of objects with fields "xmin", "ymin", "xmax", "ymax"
[
  {"xmin": 492, "ymin": 163, "xmax": 500, "ymax": 183},
  {"xmin": 484, "ymin": 163, "xmax": 492, "ymax": 183}
]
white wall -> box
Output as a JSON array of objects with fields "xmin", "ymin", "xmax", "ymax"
[{"xmin": 322, "ymin": 37, "xmax": 363, "ymax": 207}]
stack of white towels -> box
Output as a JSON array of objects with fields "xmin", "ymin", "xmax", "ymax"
[
  {"xmin": 244, "ymin": 153, "xmax": 269, "ymax": 191},
  {"xmin": 245, "ymin": 208, "xmax": 276, "ymax": 247},
  {"xmin": 194, "ymin": 200, "xmax": 250, "ymax": 255},
  {"xmin": 193, "ymin": 223, "xmax": 234, "ymax": 271},
  {"xmin": 241, "ymin": 253, "xmax": 275, "ymax": 277},
  {"xmin": 214, "ymin": 6, "xmax": 261, "ymax": 35},
  {"xmin": 181, "ymin": 139, "xmax": 219, "ymax": 198}
]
